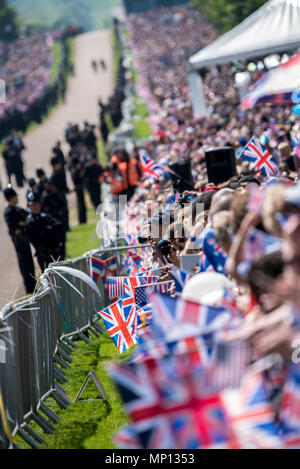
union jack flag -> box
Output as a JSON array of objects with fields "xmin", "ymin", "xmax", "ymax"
[
  {"xmin": 171, "ymin": 267, "xmax": 193, "ymax": 294},
  {"xmin": 221, "ymin": 372, "xmax": 281, "ymax": 448},
  {"xmin": 150, "ymin": 293, "xmax": 233, "ymax": 343},
  {"xmin": 139, "ymin": 150, "xmax": 164, "ymax": 184},
  {"xmin": 109, "ymin": 355, "xmax": 244, "ymax": 449},
  {"xmin": 99, "ymin": 299, "xmax": 138, "ymax": 353},
  {"xmin": 241, "ymin": 135, "xmax": 278, "ymax": 178}
]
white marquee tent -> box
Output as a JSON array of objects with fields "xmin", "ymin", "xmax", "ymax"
[{"xmin": 188, "ymin": 0, "xmax": 300, "ymax": 116}]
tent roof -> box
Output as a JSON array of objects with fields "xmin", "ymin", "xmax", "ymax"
[{"xmin": 189, "ymin": 0, "xmax": 300, "ymax": 69}]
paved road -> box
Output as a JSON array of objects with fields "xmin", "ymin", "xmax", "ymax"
[{"xmin": 0, "ymin": 29, "xmax": 113, "ymax": 308}]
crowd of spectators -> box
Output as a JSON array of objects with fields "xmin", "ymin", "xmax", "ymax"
[
  {"xmin": 100, "ymin": 4, "xmax": 300, "ymax": 447},
  {"xmin": 0, "ymin": 30, "xmax": 70, "ymax": 138},
  {"xmin": 126, "ymin": 4, "xmax": 300, "ymax": 177}
]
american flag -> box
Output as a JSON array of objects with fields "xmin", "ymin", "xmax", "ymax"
[
  {"xmin": 99, "ymin": 299, "xmax": 138, "ymax": 353},
  {"xmin": 203, "ymin": 341, "xmax": 251, "ymax": 392},
  {"xmin": 135, "ymin": 283, "xmax": 170, "ymax": 308},
  {"xmin": 241, "ymin": 135, "xmax": 278, "ymax": 178},
  {"xmin": 107, "ymin": 276, "xmax": 162, "ymax": 300},
  {"xmin": 139, "ymin": 149, "xmax": 164, "ymax": 184}
]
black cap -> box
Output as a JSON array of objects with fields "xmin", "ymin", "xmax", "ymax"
[
  {"xmin": 36, "ymin": 167, "xmax": 45, "ymax": 178},
  {"xmin": 4, "ymin": 186, "xmax": 17, "ymax": 201},
  {"xmin": 28, "ymin": 178, "xmax": 36, "ymax": 187},
  {"xmin": 27, "ymin": 190, "xmax": 40, "ymax": 204}
]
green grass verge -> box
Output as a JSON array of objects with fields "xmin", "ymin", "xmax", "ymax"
[
  {"xmin": 97, "ymin": 136, "xmax": 109, "ymax": 166},
  {"xmin": 113, "ymin": 27, "xmax": 122, "ymax": 86},
  {"xmin": 133, "ymin": 95, "xmax": 151, "ymax": 141},
  {"xmin": 66, "ymin": 207, "xmax": 100, "ymax": 259},
  {"xmin": 14, "ymin": 331, "xmax": 134, "ymax": 449},
  {"xmin": 50, "ymin": 41, "xmax": 63, "ymax": 85}
]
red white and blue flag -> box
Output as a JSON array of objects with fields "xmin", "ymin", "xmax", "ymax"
[
  {"xmin": 241, "ymin": 135, "xmax": 278, "ymax": 178},
  {"xmin": 107, "ymin": 276, "xmax": 163, "ymax": 300},
  {"xmin": 171, "ymin": 267, "xmax": 193, "ymax": 294},
  {"xmin": 90, "ymin": 255, "xmax": 117, "ymax": 284},
  {"xmin": 99, "ymin": 299, "xmax": 138, "ymax": 353},
  {"xmin": 139, "ymin": 150, "xmax": 164, "ymax": 184},
  {"xmin": 90, "ymin": 256, "xmax": 106, "ymax": 283},
  {"xmin": 150, "ymin": 293, "xmax": 233, "ymax": 343}
]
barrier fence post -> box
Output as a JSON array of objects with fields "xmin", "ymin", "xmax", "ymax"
[{"xmin": 0, "ymin": 242, "xmax": 151, "ymax": 448}]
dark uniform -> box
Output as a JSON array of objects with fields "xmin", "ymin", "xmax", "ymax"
[
  {"xmin": 26, "ymin": 210, "xmax": 65, "ymax": 272},
  {"xmin": 2, "ymin": 140, "xmax": 24, "ymax": 187},
  {"xmin": 70, "ymin": 159, "xmax": 87, "ymax": 224},
  {"xmin": 84, "ymin": 158, "xmax": 103, "ymax": 209},
  {"xmin": 51, "ymin": 161, "xmax": 70, "ymax": 232},
  {"xmin": 4, "ymin": 189, "xmax": 36, "ymax": 294},
  {"xmin": 41, "ymin": 180, "xmax": 66, "ymax": 257}
]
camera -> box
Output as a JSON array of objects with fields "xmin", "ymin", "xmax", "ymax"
[
  {"xmin": 138, "ymin": 236, "xmax": 149, "ymax": 244},
  {"xmin": 157, "ymin": 239, "xmax": 172, "ymax": 257}
]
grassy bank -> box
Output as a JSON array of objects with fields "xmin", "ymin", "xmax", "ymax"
[
  {"xmin": 66, "ymin": 206, "xmax": 99, "ymax": 259},
  {"xmin": 14, "ymin": 331, "xmax": 133, "ymax": 449}
]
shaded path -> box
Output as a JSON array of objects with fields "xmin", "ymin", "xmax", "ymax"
[{"xmin": 0, "ymin": 29, "xmax": 113, "ymax": 308}]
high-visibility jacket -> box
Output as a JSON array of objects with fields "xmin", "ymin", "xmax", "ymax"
[
  {"xmin": 110, "ymin": 162, "xmax": 128, "ymax": 194},
  {"xmin": 128, "ymin": 159, "xmax": 142, "ymax": 186}
]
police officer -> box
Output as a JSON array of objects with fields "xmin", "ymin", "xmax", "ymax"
[
  {"xmin": 41, "ymin": 177, "xmax": 66, "ymax": 257},
  {"xmin": 36, "ymin": 167, "xmax": 47, "ymax": 198},
  {"xmin": 26, "ymin": 191, "xmax": 65, "ymax": 272},
  {"xmin": 2, "ymin": 137, "xmax": 24, "ymax": 187},
  {"xmin": 50, "ymin": 155, "xmax": 70, "ymax": 232},
  {"xmin": 3, "ymin": 187, "xmax": 36, "ymax": 294},
  {"xmin": 84, "ymin": 154, "xmax": 104, "ymax": 209},
  {"xmin": 70, "ymin": 157, "xmax": 87, "ymax": 224}
]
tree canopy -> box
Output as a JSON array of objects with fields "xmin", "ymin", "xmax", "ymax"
[
  {"xmin": 0, "ymin": 0, "xmax": 19, "ymax": 41},
  {"xmin": 191, "ymin": 0, "xmax": 267, "ymax": 34}
]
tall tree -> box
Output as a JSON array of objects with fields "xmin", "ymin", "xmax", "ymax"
[
  {"xmin": 191, "ymin": 0, "xmax": 267, "ymax": 33},
  {"xmin": 0, "ymin": 0, "xmax": 19, "ymax": 41}
]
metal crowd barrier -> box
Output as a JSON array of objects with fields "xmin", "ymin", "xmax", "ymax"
[{"xmin": 0, "ymin": 242, "xmax": 148, "ymax": 449}]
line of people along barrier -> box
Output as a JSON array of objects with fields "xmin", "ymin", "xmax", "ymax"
[{"xmin": 0, "ymin": 242, "xmax": 148, "ymax": 449}]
